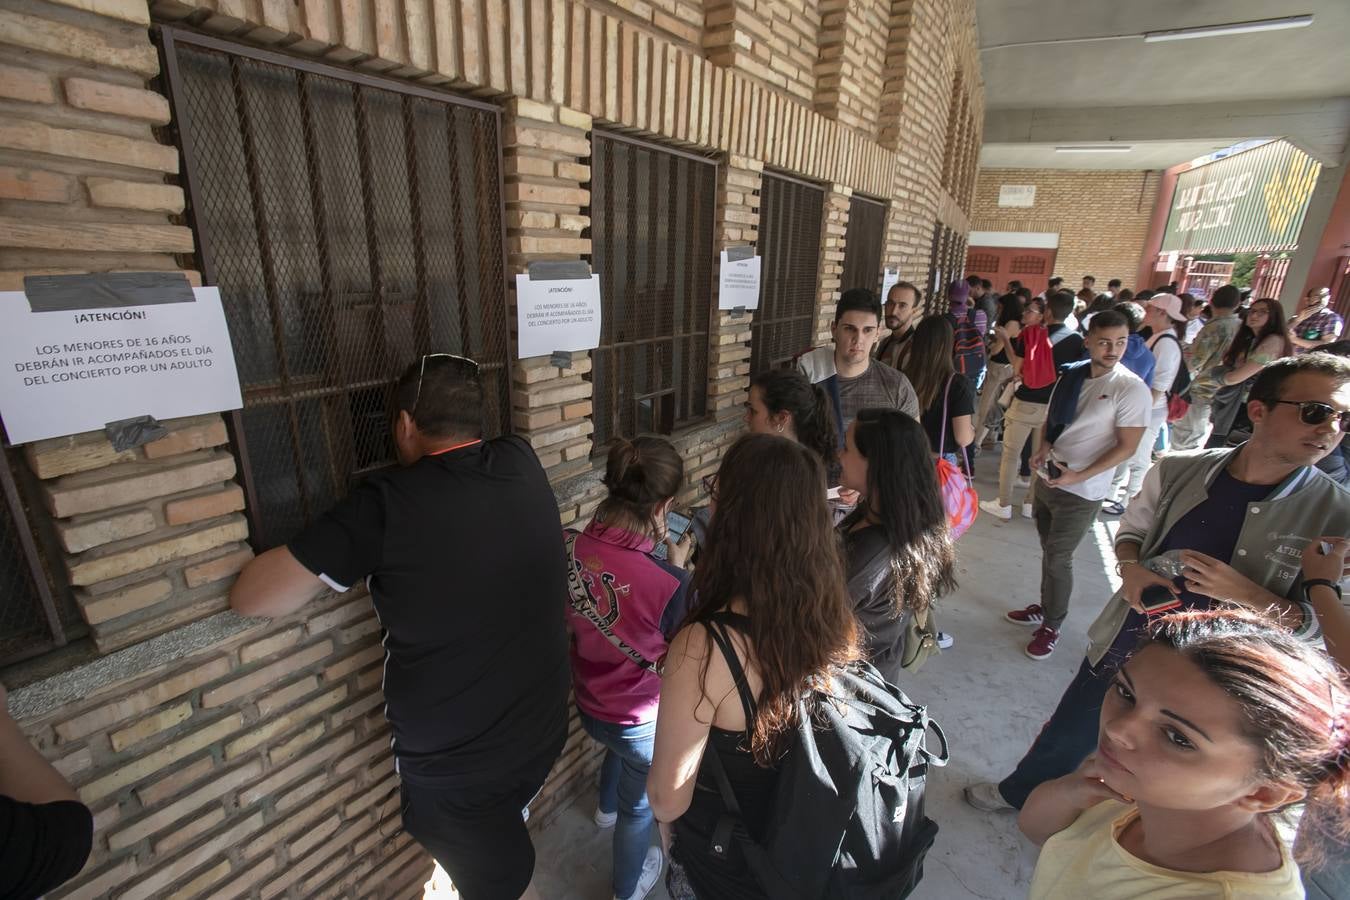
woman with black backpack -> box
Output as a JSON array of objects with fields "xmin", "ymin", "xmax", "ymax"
[
  {"xmin": 649, "ymin": 433, "xmax": 944, "ymax": 899},
  {"xmin": 648, "ymin": 434, "xmax": 856, "ymax": 898}
]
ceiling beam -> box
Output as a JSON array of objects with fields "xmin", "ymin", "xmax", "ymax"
[{"xmin": 983, "ymin": 98, "xmax": 1350, "ymax": 166}]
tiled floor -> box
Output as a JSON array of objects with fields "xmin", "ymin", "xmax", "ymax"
[{"xmin": 534, "ymin": 459, "xmax": 1128, "ymax": 900}]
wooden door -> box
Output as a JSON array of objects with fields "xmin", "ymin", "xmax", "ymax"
[{"xmin": 967, "ymin": 247, "xmax": 1057, "ymax": 296}]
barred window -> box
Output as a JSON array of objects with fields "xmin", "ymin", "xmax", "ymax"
[
  {"xmin": 839, "ymin": 194, "xmax": 887, "ymax": 296},
  {"xmin": 162, "ymin": 31, "xmax": 510, "ymax": 549},
  {"xmin": 0, "ymin": 447, "xmax": 80, "ymax": 666},
  {"xmin": 752, "ymin": 172, "xmax": 824, "ymax": 373},
  {"xmin": 587, "ymin": 132, "xmax": 717, "ymax": 448}
]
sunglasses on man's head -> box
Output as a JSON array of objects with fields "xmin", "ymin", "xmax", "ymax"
[
  {"xmin": 1267, "ymin": 399, "xmax": 1350, "ymax": 429},
  {"xmin": 411, "ymin": 352, "xmax": 479, "ymax": 415}
]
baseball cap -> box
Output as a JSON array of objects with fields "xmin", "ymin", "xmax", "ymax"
[{"xmin": 1148, "ymin": 294, "xmax": 1186, "ymax": 323}]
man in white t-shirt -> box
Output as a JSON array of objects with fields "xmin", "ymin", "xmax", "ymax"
[
  {"xmin": 1104, "ymin": 295, "xmax": 1186, "ymax": 513},
  {"xmin": 1003, "ymin": 310, "xmax": 1152, "ymax": 660}
]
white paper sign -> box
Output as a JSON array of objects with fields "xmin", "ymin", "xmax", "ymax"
[
  {"xmin": 718, "ymin": 251, "xmax": 762, "ymax": 310},
  {"xmin": 515, "ymin": 273, "xmax": 602, "ymax": 359},
  {"xmin": 998, "ymin": 184, "xmax": 1037, "ymax": 207},
  {"xmin": 0, "ymin": 287, "xmax": 242, "ymax": 444},
  {"xmin": 880, "ymin": 268, "xmax": 899, "ymax": 302}
]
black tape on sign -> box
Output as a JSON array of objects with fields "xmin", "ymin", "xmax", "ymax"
[
  {"xmin": 527, "ymin": 260, "xmax": 591, "ymax": 281},
  {"xmin": 105, "ymin": 415, "xmax": 169, "ymax": 453},
  {"xmin": 725, "ymin": 245, "xmax": 755, "ymax": 262},
  {"xmin": 24, "ymin": 272, "xmax": 195, "ymax": 312}
]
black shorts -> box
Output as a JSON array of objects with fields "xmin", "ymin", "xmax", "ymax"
[{"xmin": 399, "ymin": 736, "xmax": 564, "ymax": 900}]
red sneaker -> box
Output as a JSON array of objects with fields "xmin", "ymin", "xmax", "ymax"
[
  {"xmin": 1005, "ymin": 604, "xmax": 1044, "ymax": 626},
  {"xmin": 1025, "ymin": 625, "xmax": 1060, "ymax": 660}
]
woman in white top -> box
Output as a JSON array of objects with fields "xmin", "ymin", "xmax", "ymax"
[{"xmin": 1104, "ymin": 295, "xmax": 1185, "ymax": 513}]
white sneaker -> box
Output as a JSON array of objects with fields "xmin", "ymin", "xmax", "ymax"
[
  {"xmin": 615, "ymin": 845, "xmax": 665, "ymax": 900},
  {"xmin": 1021, "ymin": 502, "xmax": 1034, "ymax": 519},
  {"xmin": 979, "ymin": 499, "xmax": 1011, "ymax": 520},
  {"xmin": 594, "ymin": 808, "xmax": 617, "ymax": 829},
  {"xmin": 936, "ymin": 631, "xmax": 954, "ymax": 650},
  {"xmin": 963, "ymin": 782, "xmax": 1014, "ymax": 812},
  {"xmin": 1015, "ymin": 476, "xmax": 1030, "ymax": 488}
]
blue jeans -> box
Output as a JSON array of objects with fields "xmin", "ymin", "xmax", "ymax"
[
  {"xmin": 581, "ymin": 712, "xmax": 656, "ymax": 898},
  {"xmin": 997, "ymin": 657, "xmax": 1113, "ymax": 808}
]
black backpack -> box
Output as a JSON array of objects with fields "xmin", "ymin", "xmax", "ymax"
[
  {"xmin": 701, "ymin": 613, "xmax": 948, "ymax": 899},
  {"xmin": 1153, "ymin": 332, "xmax": 1192, "ymax": 399}
]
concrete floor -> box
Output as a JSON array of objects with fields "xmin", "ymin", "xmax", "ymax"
[{"xmin": 533, "ymin": 460, "xmax": 1128, "ymax": 900}]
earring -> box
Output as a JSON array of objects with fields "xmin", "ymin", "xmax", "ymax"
[{"xmin": 776, "ymin": 424, "xmax": 783, "ymax": 433}]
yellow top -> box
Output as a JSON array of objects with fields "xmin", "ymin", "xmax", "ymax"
[{"xmin": 1029, "ymin": 800, "xmax": 1303, "ymax": 899}]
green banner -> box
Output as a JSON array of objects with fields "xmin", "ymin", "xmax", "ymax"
[{"xmin": 1161, "ymin": 140, "xmax": 1320, "ymax": 254}]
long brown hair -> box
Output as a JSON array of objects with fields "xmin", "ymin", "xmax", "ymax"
[
  {"xmin": 684, "ymin": 434, "xmax": 860, "ymax": 766},
  {"xmin": 901, "ymin": 315, "xmax": 956, "ymax": 410},
  {"xmin": 1223, "ymin": 298, "xmax": 1292, "ymax": 368},
  {"xmin": 850, "ymin": 409, "xmax": 956, "ymax": 616}
]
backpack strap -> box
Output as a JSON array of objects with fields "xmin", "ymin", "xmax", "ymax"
[
  {"xmin": 564, "ymin": 532, "xmax": 660, "ymax": 673},
  {"xmin": 937, "ymin": 374, "xmax": 953, "ymax": 457},
  {"xmin": 704, "ymin": 613, "xmax": 758, "ymax": 721},
  {"xmin": 700, "ymin": 612, "xmax": 757, "ymax": 862}
]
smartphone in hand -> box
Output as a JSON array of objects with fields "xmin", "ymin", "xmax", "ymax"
[
  {"xmin": 1140, "ymin": 584, "xmax": 1182, "ymax": 614},
  {"xmin": 651, "ymin": 510, "xmax": 693, "ymax": 560}
]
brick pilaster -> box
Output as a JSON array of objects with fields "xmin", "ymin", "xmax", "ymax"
[
  {"xmin": 502, "ymin": 99, "xmax": 596, "ymax": 475},
  {"xmin": 815, "ymin": 184, "xmax": 852, "ymax": 342},
  {"xmin": 708, "ymin": 155, "xmax": 762, "ymax": 420}
]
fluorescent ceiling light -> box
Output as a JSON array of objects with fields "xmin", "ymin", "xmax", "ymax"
[
  {"xmin": 1055, "ymin": 145, "xmax": 1134, "ymax": 154},
  {"xmin": 1143, "ymin": 15, "xmax": 1313, "ymax": 43}
]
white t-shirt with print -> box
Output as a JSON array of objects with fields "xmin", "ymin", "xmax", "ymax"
[{"xmin": 1047, "ymin": 365, "xmax": 1152, "ymax": 501}]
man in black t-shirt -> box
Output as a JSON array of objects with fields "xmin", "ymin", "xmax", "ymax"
[{"xmin": 231, "ymin": 354, "xmax": 569, "ymax": 900}]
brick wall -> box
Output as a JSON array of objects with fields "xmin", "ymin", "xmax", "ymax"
[
  {"xmin": 884, "ymin": 0, "xmax": 982, "ymax": 310},
  {"xmin": 971, "ymin": 168, "xmax": 1163, "ymax": 290},
  {"xmin": 0, "ymin": 0, "xmax": 985, "ymax": 896}
]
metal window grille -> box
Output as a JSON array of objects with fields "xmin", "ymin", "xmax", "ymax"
[
  {"xmin": 587, "ymin": 132, "xmax": 717, "ymax": 448},
  {"xmin": 839, "ymin": 195, "xmax": 886, "ymax": 296},
  {"xmin": 752, "ymin": 173, "xmax": 825, "ymax": 372},
  {"xmin": 1010, "ymin": 255, "xmax": 1047, "ymax": 275},
  {"xmin": 0, "ymin": 447, "xmax": 81, "ymax": 666},
  {"xmin": 159, "ymin": 30, "xmax": 510, "ymax": 549}
]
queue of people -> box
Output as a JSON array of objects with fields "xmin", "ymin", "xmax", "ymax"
[{"xmin": 6, "ymin": 272, "xmax": 1347, "ymax": 900}]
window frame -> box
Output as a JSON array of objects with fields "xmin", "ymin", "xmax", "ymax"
[
  {"xmin": 158, "ymin": 27, "xmax": 513, "ymax": 549},
  {"xmin": 751, "ymin": 170, "xmax": 826, "ymax": 373},
  {"xmin": 585, "ymin": 129, "xmax": 720, "ymax": 450},
  {"xmin": 839, "ymin": 193, "xmax": 888, "ymax": 297},
  {"xmin": 0, "ymin": 443, "xmax": 78, "ymax": 667}
]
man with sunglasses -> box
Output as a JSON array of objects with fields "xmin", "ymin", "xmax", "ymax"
[
  {"xmin": 231, "ymin": 354, "xmax": 568, "ymax": 900},
  {"xmin": 966, "ymin": 352, "xmax": 1350, "ymax": 815}
]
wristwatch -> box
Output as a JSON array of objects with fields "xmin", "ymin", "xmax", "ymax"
[{"xmin": 1301, "ymin": 579, "xmax": 1343, "ymax": 603}]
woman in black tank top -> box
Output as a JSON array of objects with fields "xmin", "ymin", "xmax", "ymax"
[{"xmin": 646, "ymin": 434, "xmax": 862, "ymax": 899}]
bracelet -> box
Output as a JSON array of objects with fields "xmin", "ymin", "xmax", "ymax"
[
  {"xmin": 1302, "ymin": 579, "xmax": 1343, "ymax": 604},
  {"xmin": 1114, "ymin": 560, "xmax": 1142, "ymax": 577}
]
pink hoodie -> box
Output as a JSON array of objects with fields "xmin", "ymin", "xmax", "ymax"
[{"xmin": 566, "ymin": 519, "xmax": 692, "ymax": 725}]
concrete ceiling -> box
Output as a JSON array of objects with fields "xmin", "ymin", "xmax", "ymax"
[{"xmin": 976, "ymin": 0, "xmax": 1350, "ymax": 170}]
